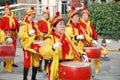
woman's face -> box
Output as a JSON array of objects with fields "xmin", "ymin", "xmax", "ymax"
[
  {"xmin": 82, "ymin": 13, "xmax": 89, "ymax": 21},
  {"xmin": 43, "ymin": 13, "xmax": 49, "ymax": 20},
  {"xmin": 70, "ymin": 14, "xmax": 79, "ymax": 24},
  {"xmin": 53, "ymin": 20, "xmax": 65, "ymax": 35},
  {"xmin": 4, "ymin": 8, "xmax": 10, "ymax": 15},
  {"xmin": 28, "ymin": 14, "xmax": 35, "ymax": 22}
]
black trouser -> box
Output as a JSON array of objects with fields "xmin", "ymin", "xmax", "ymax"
[{"xmin": 23, "ymin": 66, "xmax": 38, "ymax": 80}]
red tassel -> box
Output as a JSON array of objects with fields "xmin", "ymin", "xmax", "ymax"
[
  {"xmin": 71, "ymin": 6, "xmax": 75, "ymax": 10},
  {"xmin": 56, "ymin": 11, "xmax": 60, "ymax": 16},
  {"xmin": 46, "ymin": 6, "xmax": 49, "ymax": 10},
  {"xmin": 5, "ymin": 2, "xmax": 9, "ymax": 6},
  {"xmin": 31, "ymin": 6, "xmax": 34, "ymax": 10}
]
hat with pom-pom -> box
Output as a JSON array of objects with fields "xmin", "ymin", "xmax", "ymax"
[
  {"xmin": 23, "ymin": 7, "xmax": 36, "ymax": 21},
  {"xmin": 25, "ymin": 6, "xmax": 36, "ymax": 16},
  {"xmin": 4, "ymin": 2, "xmax": 11, "ymax": 9},
  {"xmin": 81, "ymin": 8, "xmax": 90, "ymax": 15},
  {"xmin": 51, "ymin": 11, "xmax": 63, "ymax": 27},
  {"xmin": 68, "ymin": 6, "xmax": 78, "ymax": 18},
  {"xmin": 42, "ymin": 6, "xmax": 50, "ymax": 14}
]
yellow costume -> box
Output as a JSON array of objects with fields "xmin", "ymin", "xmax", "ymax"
[
  {"xmin": 18, "ymin": 7, "xmax": 42, "ymax": 80},
  {"xmin": 38, "ymin": 12, "xmax": 81, "ymax": 80}
]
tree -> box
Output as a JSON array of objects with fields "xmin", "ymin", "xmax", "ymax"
[{"xmin": 88, "ymin": 2, "xmax": 120, "ymax": 40}]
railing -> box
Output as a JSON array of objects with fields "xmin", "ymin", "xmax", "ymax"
[
  {"xmin": 0, "ymin": 2, "xmax": 84, "ymax": 23},
  {"xmin": 0, "ymin": 3, "xmax": 57, "ymax": 23}
]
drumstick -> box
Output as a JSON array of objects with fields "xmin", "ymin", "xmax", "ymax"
[{"xmin": 65, "ymin": 34, "xmax": 82, "ymax": 62}]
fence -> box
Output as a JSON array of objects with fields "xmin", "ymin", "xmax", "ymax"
[{"xmin": 0, "ymin": 3, "xmax": 57, "ymax": 23}]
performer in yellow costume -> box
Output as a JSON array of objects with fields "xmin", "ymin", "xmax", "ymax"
[
  {"xmin": 80, "ymin": 8, "xmax": 101, "ymax": 74},
  {"xmin": 35, "ymin": 12, "xmax": 88, "ymax": 80},
  {"xmin": 18, "ymin": 7, "xmax": 42, "ymax": 80},
  {"xmin": 79, "ymin": 8, "xmax": 98, "ymax": 47},
  {"xmin": 37, "ymin": 6, "xmax": 51, "ymax": 72},
  {"xmin": 66, "ymin": 7, "xmax": 88, "ymax": 60}
]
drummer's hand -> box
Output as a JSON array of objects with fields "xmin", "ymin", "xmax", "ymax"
[
  {"xmin": 82, "ymin": 54, "xmax": 89, "ymax": 62},
  {"xmin": 28, "ymin": 29, "xmax": 35, "ymax": 35},
  {"xmin": 52, "ymin": 42, "xmax": 62, "ymax": 50},
  {"xmin": 91, "ymin": 40, "xmax": 98, "ymax": 47},
  {"xmin": 75, "ymin": 34, "xmax": 84, "ymax": 40},
  {"xmin": 6, "ymin": 37, "xmax": 13, "ymax": 43}
]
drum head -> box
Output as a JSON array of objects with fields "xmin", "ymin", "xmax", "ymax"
[
  {"xmin": 83, "ymin": 47, "xmax": 100, "ymax": 49},
  {"xmin": 60, "ymin": 61, "xmax": 90, "ymax": 68},
  {"xmin": 33, "ymin": 41, "xmax": 45, "ymax": 46}
]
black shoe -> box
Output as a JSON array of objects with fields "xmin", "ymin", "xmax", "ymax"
[
  {"xmin": 38, "ymin": 68, "xmax": 43, "ymax": 72},
  {"xmin": 100, "ymin": 57, "xmax": 110, "ymax": 61},
  {"xmin": 12, "ymin": 64, "xmax": 19, "ymax": 67}
]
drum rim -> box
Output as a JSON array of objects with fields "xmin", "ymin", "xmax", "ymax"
[
  {"xmin": 83, "ymin": 47, "xmax": 100, "ymax": 49},
  {"xmin": 0, "ymin": 44, "xmax": 13, "ymax": 46},
  {"xmin": 33, "ymin": 41, "xmax": 45, "ymax": 45},
  {"xmin": 0, "ymin": 56, "xmax": 15, "ymax": 61},
  {"xmin": 60, "ymin": 61, "xmax": 90, "ymax": 68}
]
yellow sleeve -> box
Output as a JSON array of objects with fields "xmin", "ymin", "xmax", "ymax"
[
  {"xmin": 39, "ymin": 36, "xmax": 54, "ymax": 60},
  {"xmin": 18, "ymin": 22, "xmax": 36, "ymax": 53},
  {"xmin": 0, "ymin": 29, "xmax": 7, "ymax": 42},
  {"xmin": 18, "ymin": 22, "xmax": 30, "ymax": 40}
]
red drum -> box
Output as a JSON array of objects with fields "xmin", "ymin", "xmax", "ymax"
[
  {"xmin": 0, "ymin": 45, "xmax": 15, "ymax": 60},
  {"xmin": 59, "ymin": 61, "xmax": 91, "ymax": 80},
  {"xmin": 83, "ymin": 47, "xmax": 101, "ymax": 59},
  {"xmin": 31, "ymin": 41, "xmax": 45, "ymax": 52}
]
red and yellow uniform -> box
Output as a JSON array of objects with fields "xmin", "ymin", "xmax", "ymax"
[
  {"xmin": 18, "ymin": 7, "xmax": 42, "ymax": 80},
  {"xmin": 39, "ymin": 30, "xmax": 74, "ymax": 80},
  {"xmin": 80, "ymin": 8, "xmax": 100, "ymax": 74},
  {"xmin": 79, "ymin": 8, "xmax": 98, "ymax": 47},
  {"xmin": 36, "ymin": 12, "xmax": 84, "ymax": 80},
  {"xmin": 66, "ymin": 7, "xmax": 86, "ymax": 55},
  {"xmin": 38, "ymin": 18, "xmax": 51, "ymax": 33},
  {"xmin": 0, "ymin": 3, "xmax": 20, "ymax": 72},
  {"xmin": 37, "ymin": 7, "xmax": 51, "ymax": 34},
  {"xmin": 37, "ymin": 6, "xmax": 51, "ymax": 72}
]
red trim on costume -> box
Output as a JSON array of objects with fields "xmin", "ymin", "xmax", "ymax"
[
  {"xmin": 70, "ymin": 22, "xmax": 82, "ymax": 35},
  {"xmin": 52, "ymin": 32, "xmax": 70, "ymax": 61}
]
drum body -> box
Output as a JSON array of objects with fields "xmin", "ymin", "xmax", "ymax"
[
  {"xmin": 31, "ymin": 41, "xmax": 45, "ymax": 51},
  {"xmin": 0, "ymin": 45, "xmax": 15, "ymax": 60},
  {"xmin": 59, "ymin": 61, "xmax": 91, "ymax": 80},
  {"xmin": 83, "ymin": 47, "xmax": 101, "ymax": 59}
]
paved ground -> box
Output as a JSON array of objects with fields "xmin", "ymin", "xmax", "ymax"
[{"xmin": 0, "ymin": 40, "xmax": 120, "ymax": 80}]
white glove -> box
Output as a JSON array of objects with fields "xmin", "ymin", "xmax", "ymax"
[
  {"xmin": 76, "ymin": 34, "xmax": 84, "ymax": 40},
  {"xmin": 53, "ymin": 42, "xmax": 62, "ymax": 50},
  {"xmin": 6, "ymin": 37, "xmax": 13, "ymax": 43},
  {"xmin": 28, "ymin": 29, "xmax": 35, "ymax": 35},
  {"xmin": 82, "ymin": 55, "xmax": 89, "ymax": 62},
  {"xmin": 91, "ymin": 40, "xmax": 98, "ymax": 46}
]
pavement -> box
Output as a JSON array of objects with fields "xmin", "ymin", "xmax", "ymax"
[{"xmin": 0, "ymin": 40, "xmax": 120, "ymax": 80}]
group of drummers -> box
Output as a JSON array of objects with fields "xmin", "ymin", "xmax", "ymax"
[{"xmin": 0, "ymin": 2, "xmax": 101, "ymax": 80}]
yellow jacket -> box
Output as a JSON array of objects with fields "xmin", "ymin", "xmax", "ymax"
[
  {"xmin": 66, "ymin": 22, "xmax": 86, "ymax": 55},
  {"xmin": 18, "ymin": 21, "xmax": 41, "ymax": 53},
  {"xmin": 39, "ymin": 32, "xmax": 80, "ymax": 80},
  {"xmin": 39, "ymin": 34, "xmax": 74, "ymax": 60}
]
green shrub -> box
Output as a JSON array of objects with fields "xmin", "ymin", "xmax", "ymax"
[{"xmin": 88, "ymin": 2, "xmax": 120, "ymax": 40}]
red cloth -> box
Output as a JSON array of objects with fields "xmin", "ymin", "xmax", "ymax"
[
  {"xmin": 79, "ymin": 20, "xmax": 98, "ymax": 40},
  {"xmin": 70, "ymin": 22, "xmax": 83, "ymax": 35},
  {"xmin": 38, "ymin": 20, "xmax": 49, "ymax": 33},
  {"xmin": 1, "ymin": 16, "xmax": 20, "ymax": 31},
  {"xmin": 23, "ymin": 50, "xmax": 31, "ymax": 68},
  {"xmin": 53, "ymin": 32, "xmax": 70, "ymax": 61},
  {"xmin": 24, "ymin": 19, "xmax": 38, "ymax": 35}
]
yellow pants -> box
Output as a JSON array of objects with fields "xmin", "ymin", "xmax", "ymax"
[{"xmin": 5, "ymin": 59, "xmax": 13, "ymax": 72}]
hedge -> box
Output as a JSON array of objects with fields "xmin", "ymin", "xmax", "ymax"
[{"xmin": 88, "ymin": 2, "xmax": 120, "ymax": 40}]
